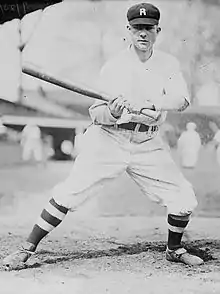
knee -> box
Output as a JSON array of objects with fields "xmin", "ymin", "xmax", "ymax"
[
  {"xmin": 184, "ymin": 186, "xmax": 198, "ymax": 213},
  {"xmin": 51, "ymin": 184, "xmax": 72, "ymax": 209},
  {"xmin": 168, "ymin": 186, "xmax": 198, "ymax": 216}
]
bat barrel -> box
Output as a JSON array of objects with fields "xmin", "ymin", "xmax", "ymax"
[{"xmin": 22, "ymin": 66, "xmax": 109, "ymax": 102}]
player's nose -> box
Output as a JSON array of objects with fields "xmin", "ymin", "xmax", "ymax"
[{"xmin": 140, "ymin": 31, "xmax": 147, "ymax": 38}]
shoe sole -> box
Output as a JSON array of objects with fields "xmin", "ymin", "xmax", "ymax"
[
  {"xmin": 2, "ymin": 262, "xmax": 28, "ymax": 271},
  {"xmin": 166, "ymin": 253, "xmax": 204, "ymax": 266}
]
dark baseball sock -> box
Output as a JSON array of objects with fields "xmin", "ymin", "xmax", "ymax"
[
  {"xmin": 167, "ymin": 214, "xmax": 190, "ymax": 250},
  {"xmin": 26, "ymin": 198, "xmax": 68, "ymax": 250}
]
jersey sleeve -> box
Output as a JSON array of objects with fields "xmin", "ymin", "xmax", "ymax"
[
  {"xmin": 89, "ymin": 61, "xmax": 120, "ymax": 125},
  {"xmin": 164, "ymin": 58, "xmax": 190, "ymax": 104},
  {"xmin": 89, "ymin": 99, "xmax": 118, "ymax": 125}
]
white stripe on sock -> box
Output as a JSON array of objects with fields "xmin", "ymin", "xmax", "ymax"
[
  {"xmin": 168, "ymin": 224, "xmax": 185, "ymax": 234},
  {"xmin": 45, "ymin": 202, "xmax": 66, "ymax": 221},
  {"xmin": 37, "ymin": 217, "xmax": 55, "ymax": 232}
]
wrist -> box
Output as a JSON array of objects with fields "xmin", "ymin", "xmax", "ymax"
[
  {"xmin": 107, "ymin": 104, "xmax": 121, "ymax": 119},
  {"xmin": 151, "ymin": 104, "xmax": 156, "ymax": 111},
  {"xmin": 110, "ymin": 112, "xmax": 121, "ymax": 119},
  {"xmin": 106, "ymin": 107, "xmax": 120, "ymax": 122}
]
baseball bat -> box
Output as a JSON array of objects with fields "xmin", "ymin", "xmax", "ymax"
[
  {"xmin": 22, "ymin": 65, "xmax": 159, "ymax": 119},
  {"xmin": 22, "ymin": 65, "xmax": 110, "ymax": 102}
]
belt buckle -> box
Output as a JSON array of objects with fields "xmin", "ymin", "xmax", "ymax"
[
  {"xmin": 150, "ymin": 125, "xmax": 158, "ymax": 134},
  {"xmin": 147, "ymin": 125, "xmax": 154, "ymax": 135},
  {"xmin": 114, "ymin": 123, "xmax": 119, "ymax": 130}
]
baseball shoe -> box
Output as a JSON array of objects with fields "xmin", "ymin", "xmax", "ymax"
[
  {"xmin": 2, "ymin": 242, "xmax": 36, "ymax": 271},
  {"xmin": 166, "ymin": 247, "xmax": 204, "ymax": 266}
]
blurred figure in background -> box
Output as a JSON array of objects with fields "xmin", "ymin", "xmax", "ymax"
[
  {"xmin": 159, "ymin": 122, "xmax": 175, "ymax": 147},
  {"xmin": 177, "ymin": 122, "xmax": 201, "ymax": 168},
  {"xmin": 0, "ymin": 118, "xmax": 7, "ymax": 140},
  {"xmin": 72, "ymin": 127, "xmax": 85, "ymax": 158},
  {"xmin": 42, "ymin": 134, "xmax": 54, "ymax": 165},
  {"xmin": 60, "ymin": 139, "xmax": 74, "ymax": 159},
  {"xmin": 209, "ymin": 121, "xmax": 220, "ymax": 166},
  {"xmin": 21, "ymin": 122, "xmax": 43, "ymax": 164}
]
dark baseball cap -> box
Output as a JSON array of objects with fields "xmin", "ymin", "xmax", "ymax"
[{"xmin": 127, "ymin": 2, "xmax": 160, "ymax": 26}]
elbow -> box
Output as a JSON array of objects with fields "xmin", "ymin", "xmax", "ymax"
[
  {"xmin": 88, "ymin": 106, "xmax": 94, "ymax": 118},
  {"xmin": 177, "ymin": 98, "xmax": 190, "ymax": 112}
]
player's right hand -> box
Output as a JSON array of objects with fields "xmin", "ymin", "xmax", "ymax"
[{"xmin": 108, "ymin": 96, "xmax": 130, "ymax": 119}]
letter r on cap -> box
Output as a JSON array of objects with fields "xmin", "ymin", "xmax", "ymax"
[{"xmin": 139, "ymin": 8, "xmax": 146, "ymax": 16}]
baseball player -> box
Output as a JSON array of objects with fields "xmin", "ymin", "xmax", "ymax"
[{"xmin": 3, "ymin": 2, "xmax": 204, "ymax": 269}]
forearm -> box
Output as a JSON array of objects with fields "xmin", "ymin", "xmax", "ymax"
[
  {"xmin": 89, "ymin": 102, "xmax": 118, "ymax": 125},
  {"xmin": 156, "ymin": 96, "xmax": 190, "ymax": 112}
]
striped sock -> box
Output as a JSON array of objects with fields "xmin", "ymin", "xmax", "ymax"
[
  {"xmin": 167, "ymin": 214, "xmax": 190, "ymax": 250},
  {"xmin": 27, "ymin": 198, "xmax": 68, "ymax": 248}
]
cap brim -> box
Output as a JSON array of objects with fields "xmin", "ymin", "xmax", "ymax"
[{"xmin": 129, "ymin": 18, "xmax": 158, "ymax": 25}]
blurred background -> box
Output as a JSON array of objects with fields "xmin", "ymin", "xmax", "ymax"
[{"xmin": 0, "ymin": 0, "xmax": 220, "ymax": 219}]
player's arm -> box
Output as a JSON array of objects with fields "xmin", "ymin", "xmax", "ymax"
[
  {"xmin": 159, "ymin": 93, "xmax": 190, "ymax": 112},
  {"xmin": 89, "ymin": 96, "xmax": 131, "ymax": 124},
  {"xmin": 89, "ymin": 61, "xmax": 130, "ymax": 125},
  {"xmin": 154, "ymin": 60, "xmax": 190, "ymax": 113},
  {"xmin": 89, "ymin": 99, "xmax": 118, "ymax": 125}
]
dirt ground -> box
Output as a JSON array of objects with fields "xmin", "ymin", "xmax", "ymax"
[{"xmin": 0, "ymin": 146, "xmax": 220, "ymax": 294}]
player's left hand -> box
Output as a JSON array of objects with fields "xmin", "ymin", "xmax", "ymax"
[
  {"xmin": 126, "ymin": 100, "xmax": 158, "ymax": 119},
  {"xmin": 116, "ymin": 106, "xmax": 161, "ymax": 125},
  {"xmin": 143, "ymin": 100, "xmax": 156, "ymax": 110},
  {"xmin": 126, "ymin": 100, "xmax": 155, "ymax": 114}
]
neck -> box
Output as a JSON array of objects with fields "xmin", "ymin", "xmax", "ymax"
[{"xmin": 133, "ymin": 46, "xmax": 153, "ymax": 63}]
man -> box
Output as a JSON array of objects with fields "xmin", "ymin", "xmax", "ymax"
[
  {"xmin": 20, "ymin": 122, "xmax": 43, "ymax": 164},
  {"xmin": 72, "ymin": 127, "xmax": 85, "ymax": 158},
  {"xmin": 3, "ymin": 2, "xmax": 204, "ymax": 269},
  {"xmin": 177, "ymin": 122, "xmax": 201, "ymax": 168}
]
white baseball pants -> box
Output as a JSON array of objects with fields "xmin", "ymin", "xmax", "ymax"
[{"xmin": 52, "ymin": 124, "xmax": 197, "ymax": 216}]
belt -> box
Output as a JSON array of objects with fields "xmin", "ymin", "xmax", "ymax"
[{"xmin": 116, "ymin": 122, "xmax": 158, "ymax": 132}]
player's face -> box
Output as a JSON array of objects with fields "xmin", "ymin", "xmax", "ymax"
[{"xmin": 128, "ymin": 24, "xmax": 160, "ymax": 52}]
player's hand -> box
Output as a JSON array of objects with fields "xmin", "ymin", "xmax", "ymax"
[
  {"xmin": 125, "ymin": 100, "xmax": 155, "ymax": 115},
  {"xmin": 108, "ymin": 96, "xmax": 130, "ymax": 118},
  {"xmin": 143, "ymin": 100, "xmax": 156, "ymax": 110},
  {"xmin": 126, "ymin": 100, "xmax": 160, "ymax": 121}
]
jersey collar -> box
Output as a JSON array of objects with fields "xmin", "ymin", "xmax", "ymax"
[{"xmin": 128, "ymin": 44, "xmax": 156, "ymax": 70}]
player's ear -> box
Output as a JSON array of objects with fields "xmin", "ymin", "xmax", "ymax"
[
  {"xmin": 127, "ymin": 24, "xmax": 131, "ymax": 31},
  {"xmin": 157, "ymin": 27, "xmax": 161, "ymax": 34}
]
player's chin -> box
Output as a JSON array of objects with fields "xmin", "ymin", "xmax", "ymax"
[{"xmin": 136, "ymin": 42, "xmax": 151, "ymax": 51}]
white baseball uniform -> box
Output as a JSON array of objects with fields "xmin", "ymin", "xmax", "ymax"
[{"xmin": 52, "ymin": 46, "xmax": 197, "ymax": 216}]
